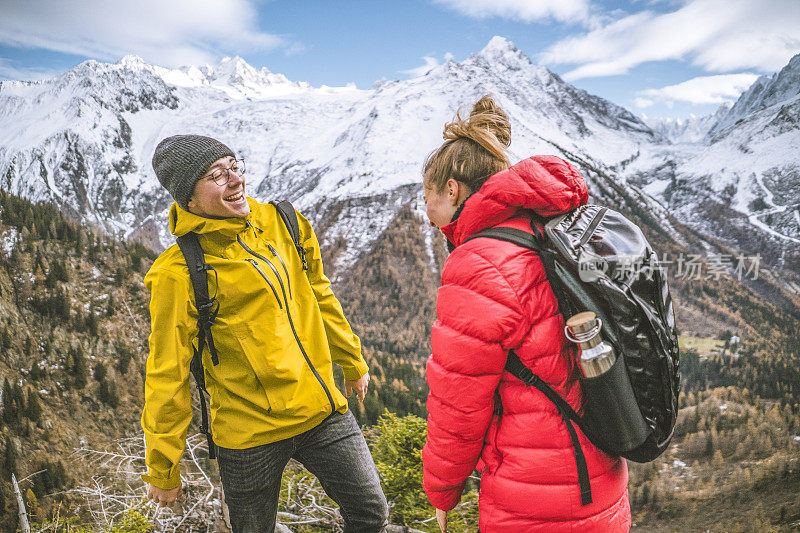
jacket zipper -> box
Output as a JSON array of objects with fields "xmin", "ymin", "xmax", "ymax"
[
  {"xmin": 268, "ymin": 244, "xmax": 292, "ymax": 300},
  {"xmin": 237, "ymin": 236, "xmax": 336, "ymax": 414},
  {"xmin": 244, "ymin": 259, "xmax": 282, "ymax": 309}
]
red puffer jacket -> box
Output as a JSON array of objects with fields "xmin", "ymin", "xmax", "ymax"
[{"xmin": 422, "ymin": 155, "xmax": 630, "ymax": 532}]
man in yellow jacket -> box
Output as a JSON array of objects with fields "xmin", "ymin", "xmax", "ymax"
[{"xmin": 142, "ymin": 134, "xmax": 388, "ymax": 532}]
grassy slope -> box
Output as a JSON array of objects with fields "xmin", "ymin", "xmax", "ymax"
[{"xmin": 1, "ymin": 188, "xmax": 798, "ymax": 530}]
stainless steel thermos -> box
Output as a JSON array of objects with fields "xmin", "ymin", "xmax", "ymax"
[
  {"xmin": 565, "ymin": 311, "xmax": 615, "ymax": 378},
  {"xmin": 564, "ymin": 310, "xmax": 650, "ymax": 455}
]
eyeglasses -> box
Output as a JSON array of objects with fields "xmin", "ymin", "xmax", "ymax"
[{"xmin": 203, "ymin": 158, "xmax": 246, "ymax": 186}]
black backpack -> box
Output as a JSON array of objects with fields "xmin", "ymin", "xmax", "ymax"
[
  {"xmin": 463, "ymin": 204, "xmax": 680, "ymax": 505},
  {"xmin": 175, "ymin": 200, "xmax": 306, "ymax": 459}
]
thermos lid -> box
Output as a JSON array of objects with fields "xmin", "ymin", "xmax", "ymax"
[{"xmin": 566, "ymin": 311, "xmax": 597, "ymax": 334}]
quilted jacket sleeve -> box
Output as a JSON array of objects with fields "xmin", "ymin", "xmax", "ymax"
[
  {"xmin": 297, "ymin": 212, "xmax": 369, "ymax": 381},
  {"xmin": 422, "ymin": 245, "xmax": 530, "ymax": 511}
]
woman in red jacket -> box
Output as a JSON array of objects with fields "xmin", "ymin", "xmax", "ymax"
[{"xmin": 421, "ymin": 95, "xmax": 631, "ymax": 532}]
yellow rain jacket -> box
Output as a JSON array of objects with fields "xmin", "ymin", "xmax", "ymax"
[{"xmin": 141, "ymin": 197, "xmax": 368, "ymax": 489}]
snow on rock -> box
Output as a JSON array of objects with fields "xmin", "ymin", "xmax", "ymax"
[
  {"xmin": 1, "ymin": 228, "xmax": 17, "ymax": 255},
  {"xmin": 645, "ymin": 103, "xmax": 731, "ymax": 144},
  {"xmin": 622, "ymin": 52, "xmax": 800, "ymax": 268},
  {"xmin": 0, "ymin": 36, "xmax": 670, "ymax": 272},
  {"xmin": 0, "ymin": 39, "xmax": 797, "ymax": 273},
  {"xmin": 709, "ymin": 53, "xmax": 800, "ymax": 139}
]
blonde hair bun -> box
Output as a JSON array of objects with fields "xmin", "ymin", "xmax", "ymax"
[
  {"xmin": 469, "ymin": 95, "xmax": 511, "ymax": 146},
  {"xmin": 424, "ymin": 95, "xmax": 512, "ymax": 193},
  {"xmin": 442, "ymin": 95, "xmax": 510, "ymax": 160}
]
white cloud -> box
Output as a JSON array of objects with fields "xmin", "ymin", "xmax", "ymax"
[
  {"xmin": 0, "ymin": 59, "xmax": 61, "ymax": 81},
  {"xmin": 0, "ymin": 0, "xmax": 287, "ymax": 68},
  {"xmin": 433, "ymin": 0, "xmax": 594, "ymax": 26},
  {"xmin": 633, "ymin": 97, "xmax": 654, "ymax": 108},
  {"xmin": 539, "ymin": 0, "xmax": 800, "ymax": 80},
  {"xmin": 284, "ymin": 42, "xmax": 309, "ymax": 57},
  {"xmin": 400, "ymin": 53, "xmax": 455, "ymax": 77},
  {"xmin": 639, "ymin": 73, "xmax": 760, "ymax": 104}
]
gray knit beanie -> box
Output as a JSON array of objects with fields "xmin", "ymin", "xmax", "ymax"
[{"xmin": 152, "ymin": 135, "xmax": 236, "ymax": 210}]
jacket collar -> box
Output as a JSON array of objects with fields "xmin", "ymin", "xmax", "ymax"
[
  {"xmin": 169, "ymin": 197, "xmax": 257, "ymax": 252},
  {"xmin": 441, "ymin": 191, "xmax": 474, "ymax": 253},
  {"xmin": 440, "ymin": 155, "xmax": 588, "ymax": 247}
]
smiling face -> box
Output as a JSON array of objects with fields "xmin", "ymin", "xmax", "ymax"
[{"xmin": 187, "ymin": 156, "xmax": 250, "ymax": 218}]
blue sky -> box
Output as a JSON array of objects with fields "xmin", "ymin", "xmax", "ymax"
[{"xmin": 1, "ymin": 0, "xmax": 798, "ymax": 120}]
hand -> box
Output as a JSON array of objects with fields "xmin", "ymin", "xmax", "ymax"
[
  {"xmin": 436, "ymin": 508, "xmax": 448, "ymax": 533},
  {"xmin": 147, "ymin": 484, "xmax": 183, "ymax": 509},
  {"xmin": 344, "ymin": 372, "xmax": 370, "ymax": 401}
]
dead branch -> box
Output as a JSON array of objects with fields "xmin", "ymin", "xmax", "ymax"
[{"xmin": 12, "ymin": 473, "xmax": 31, "ymax": 533}]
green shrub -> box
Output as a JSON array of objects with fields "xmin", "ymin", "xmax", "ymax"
[
  {"xmin": 369, "ymin": 412, "xmax": 429, "ymax": 525},
  {"xmin": 108, "ymin": 508, "xmax": 152, "ymax": 532},
  {"xmin": 369, "ymin": 412, "xmax": 481, "ymax": 531}
]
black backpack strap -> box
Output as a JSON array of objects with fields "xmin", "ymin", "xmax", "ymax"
[
  {"xmin": 462, "ymin": 226, "xmax": 542, "ymax": 251},
  {"xmin": 176, "ymin": 231, "xmax": 219, "ymax": 459},
  {"xmin": 176, "ymin": 232, "xmax": 220, "ymax": 366},
  {"xmin": 506, "ymin": 351, "xmax": 592, "ymax": 505},
  {"xmin": 463, "ymin": 226, "xmax": 592, "ymax": 505},
  {"xmin": 270, "ymin": 200, "xmax": 308, "ymax": 270}
]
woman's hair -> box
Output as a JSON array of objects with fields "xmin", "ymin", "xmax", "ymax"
[{"xmin": 423, "ymin": 95, "xmax": 511, "ymax": 193}]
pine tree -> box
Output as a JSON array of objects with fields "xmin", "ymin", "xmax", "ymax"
[
  {"xmin": 53, "ymin": 460, "xmax": 67, "ymax": 488},
  {"xmin": 74, "ymin": 229, "xmax": 83, "ymax": 257},
  {"xmin": 98, "ymin": 378, "xmax": 119, "ymax": 407},
  {"xmin": 116, "ymin": 341, "xmax": 132, "ymax": 375},
  {"xmin": 45, "ymin": 259, "xmax": 69, "ymax": 288},
  {"xmin": 28, "ymin": 362, "xmax": 45, "ymax": 381},
  {"xmin": 7, "ymin": 381, "xmax": 24, "ymax": 426},
  {"xmin": 1, "ymin": 327, "xmax": 10, "ymax": 351},
  {"xmin": 3, "ymin": 436, "xmax": 17, "ymax": 475},
  {"xmin": 25, "ymin": 389, "xmax": 42, "ymax": 423},
  {"xmin": 33, "ymin": 249, "xmax": 45, "ymax": 274},
  {"xmin": 369, "ymin": 413, "xmax": 430, "ymax": 525},
  {"xmin": 1, "ymin": 378, "xmax": 12, "ymax": 425},
  {"xmin": 52, "ymin": 287, "xmax": 70, "ymax": 322},
  {"xmin": 71, "ymin": 346, "xmax": 88, "ymax": 389},
  {"xmin": 705, "ymin": 432, "xmax": 714, "ymax": 457},
  {"xmin": 84, "ymin": 310, "xmax": 99, "ymax": 336},
  {"xmin": 93, "ymin": 362, "xmax": 107, "ymax": 383}
]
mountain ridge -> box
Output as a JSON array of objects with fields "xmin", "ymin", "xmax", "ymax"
[
  {"xmin": 0, "ymin": 37, "xmax": 798, "ymax": 282},
  {"xmin": 1, "ymin": 37, "xmax": 670, "ymax": 271}
]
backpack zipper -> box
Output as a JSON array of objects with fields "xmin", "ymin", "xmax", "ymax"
[
  {"xmin": 243, "ymin": 258, "xmax": 282, "ymax": 309},
  {"xmin": 237, "ymin": 236, "xmax": 336, "ymax": 414},
  {"xmin": 577, "ymin": 207, "xmax": 608, "ymax": 248}
]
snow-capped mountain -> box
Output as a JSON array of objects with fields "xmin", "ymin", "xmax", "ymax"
[
  {"xmin": 0, "ymin": 37, "xmax": 797, "ymax": 276},
  {"xmin": 646, "ymin": 103, "xmax": 731, "ymax": 144},
  {"xmin": 0, "ymin": 36, "xmax": 673, "ymax": 271},
  {"xmin": 625, "ymin": 52, "xmax": 800, "ymax": 273},
  {"xmin": 708, "ymin": 53, "xmax": 800, "ymax": 140}
]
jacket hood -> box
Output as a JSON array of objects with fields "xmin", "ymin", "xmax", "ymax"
[
  {"xmin": 440, "ymin": 155, "xmax": 588, "ymax": 246},
  {"xmin": 169, "ymin": 197, "xmax": 257, "ymax": 239}
]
